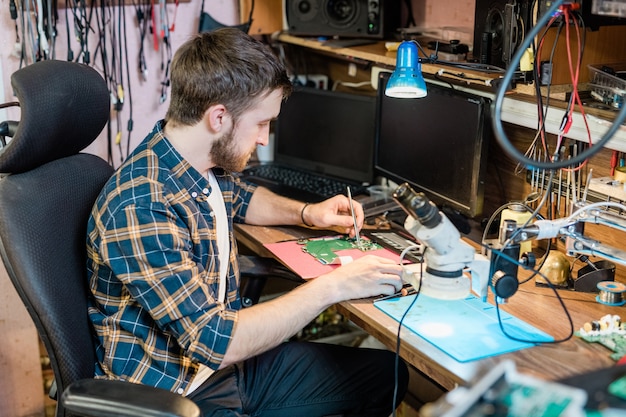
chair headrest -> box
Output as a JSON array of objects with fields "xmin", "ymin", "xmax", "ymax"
[{"xmin": 0, "ymin": 60, "xmax": 110, "ymax": 174}]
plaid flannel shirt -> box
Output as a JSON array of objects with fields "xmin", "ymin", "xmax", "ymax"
[{"xmin": 86, "ymin": 120, "xmax": 257, "ymax": 394}]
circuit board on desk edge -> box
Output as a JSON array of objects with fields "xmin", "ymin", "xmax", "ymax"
[{"xmin": 363, "ymin": 230, "xmax": 423, "ymax": 263}]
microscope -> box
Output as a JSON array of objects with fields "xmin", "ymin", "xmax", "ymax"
[
  {"xmin": 393, "ymin": 183, "xmax": 528, "ymax": 302},
  {"xmin": 392, "ymin": 183, "xmax": 626, "ymax": 415},
  {"xmin": 394, "ymin": 180, "xmax": 626, "ymax": 304}
]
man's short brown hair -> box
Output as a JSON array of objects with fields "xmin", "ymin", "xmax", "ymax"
[{"xmin": 165, "ymin": 28, "xmax": 292, "ymax": 126}]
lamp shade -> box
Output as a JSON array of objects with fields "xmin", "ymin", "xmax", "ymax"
[{"xmin": 385, "ymin": 41, "xmax": 427, "ymax": 98}]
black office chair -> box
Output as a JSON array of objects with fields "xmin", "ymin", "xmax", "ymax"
[{"xmin": 0, "ymin": 60, "xmax": 200, "ymax": 417}]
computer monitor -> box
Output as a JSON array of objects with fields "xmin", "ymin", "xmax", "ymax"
[
  {"xmin": 375, "ymin": 72, "xmax": 491, "ymax": 218},
  {"xmin": 274, "ymin": 86, "xmax": 376, "ymax": 185}
]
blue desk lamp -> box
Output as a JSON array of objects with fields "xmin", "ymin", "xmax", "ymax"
[{"xmin": 385, "ymin": 40, "xmax": 427, "ymax": 98}]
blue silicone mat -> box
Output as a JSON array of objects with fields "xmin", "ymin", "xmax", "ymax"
[{"xmin": 374, "ymin": 294, "xmax": 554, "ymax": 362}]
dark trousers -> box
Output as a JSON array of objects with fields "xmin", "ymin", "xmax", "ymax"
[{"xmin": 188, "ymin": 341, "xmax": 409, "ymax": 417}]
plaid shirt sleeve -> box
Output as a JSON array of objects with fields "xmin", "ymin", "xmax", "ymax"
[{"xmin": 229, "ymin": 175, "xmax": 257, "ymax": 224}]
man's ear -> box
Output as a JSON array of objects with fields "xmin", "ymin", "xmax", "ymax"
[{"xmin": 205, "ymin": 104, "xmax": 230, "ymax": 133}]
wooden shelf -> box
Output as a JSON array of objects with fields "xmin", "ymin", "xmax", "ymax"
[
  {"xmin": 277, "ymin": 33, "xmax": 497, "ymax": 89},
  {"xmin": 500, "ymin": 92, "xmax": 626, "ymax": 152},
  {"xmin": 277, "ymin": 32, "xmax": 626, "ymax": 152}
]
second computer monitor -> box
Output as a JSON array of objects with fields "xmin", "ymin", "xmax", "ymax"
[{"xmin": 375, "ymin": 72, "xmax": 492, "ymax": 218}]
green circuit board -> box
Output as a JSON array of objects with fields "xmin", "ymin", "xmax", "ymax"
[
  {"xmin": 300, "ymin": 236, "xmax": 381, "ymax": 265},
  {"xmin": 575, "ymin": 314, "xmax": 626, "ymax": 361}
]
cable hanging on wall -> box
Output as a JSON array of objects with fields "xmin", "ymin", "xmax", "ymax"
[{"xmin": 5, "ymin": 0, "xmax": 187, "ymax": 166}]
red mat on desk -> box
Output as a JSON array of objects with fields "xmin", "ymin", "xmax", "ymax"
[{"xmin": 264, "ymin": 237, "xmax": 403, "ymax": 279}]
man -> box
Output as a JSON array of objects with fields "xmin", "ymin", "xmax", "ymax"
[{"xmin": 86, "ymin": 28, "xmax": 408, "ymax": 416}]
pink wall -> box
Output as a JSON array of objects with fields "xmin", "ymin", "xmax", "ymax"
[
  {"xmin": 412, "ymin": 0, "xmax": 477, "ymax": 28},
  {"xmin": 409, "ymin": 0, "xmax": 477, "ymax": 45},
  {"xmin": 0, "ymin": 2, "xmax": 238, "ymax": 415},
  {"xmin": 0, "ymin": 0, "xmax": 240, "ymax": 165}
]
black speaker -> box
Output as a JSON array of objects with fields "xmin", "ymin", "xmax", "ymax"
[
  {"xmin": 286, "ymin": 0, "xmax": 401, "ymax": 39},
  {"xmin": 473, "ymin": 0, "xmax": 532, "ymax": 69}
]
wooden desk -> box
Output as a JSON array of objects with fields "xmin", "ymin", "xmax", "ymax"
[{"xmin": 235, "ymin": 223, "xmax": 624, "ymax": 391}]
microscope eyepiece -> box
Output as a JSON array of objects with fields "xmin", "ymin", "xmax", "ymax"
[{"xmin": 393, "ymin": 183, "xmax": 441, "ymax": 228}]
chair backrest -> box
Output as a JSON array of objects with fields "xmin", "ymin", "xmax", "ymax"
[{"xmin": 0, "ymin": 60, "xmax": 113, "ymax": 416}]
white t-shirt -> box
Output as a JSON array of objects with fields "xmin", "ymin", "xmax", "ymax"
[{"xmin": 186, "ymin": 170, "xmax": 230, "ymax": 395}]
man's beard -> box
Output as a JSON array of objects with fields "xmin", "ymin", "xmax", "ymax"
[{"xmin": 210, "ymin": 128, "xmax": 254, "ymax": 172}]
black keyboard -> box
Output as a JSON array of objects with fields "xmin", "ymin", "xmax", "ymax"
[{"xmin": 242, "ymin": 165, "xmax": 368, "ymax": 201}]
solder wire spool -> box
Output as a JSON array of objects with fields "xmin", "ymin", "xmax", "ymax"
[
  {"xmin": 597, "ymin": 281, "xmax": 626, "ymax": 306},
  {"xmin": 614, "ymin": 166, "xmax": 626, "ymax": 183}
]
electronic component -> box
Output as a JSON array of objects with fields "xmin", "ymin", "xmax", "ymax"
[
  {"xmin": 285, "ymin": 0, "xmax": 401, "ymax": 39},
  {"xmin": 300, "ymin": 236, "xmax": 381, "ymax": 265},
  {"xmin": 593, "ymin": 0, "xmax": 626, "ymax": 18},
  {"xmin": 420, "ymin": 360, "xmax": 587, "ymax": 417},
  {"xmin": 363, "ymin": 230, "xmax": 423, "ymax": 264},
  {"xmin": 427, "ymin": 40, "xmax": 469, "ymax": 55},
  {"xmin": 577, "ymin": 314, "xmax": 626, "ymax": 361}
]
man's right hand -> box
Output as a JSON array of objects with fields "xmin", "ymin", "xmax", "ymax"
[{"xmin": 318, "ymin": 255, "xmax": 404, "ymax": 303}]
